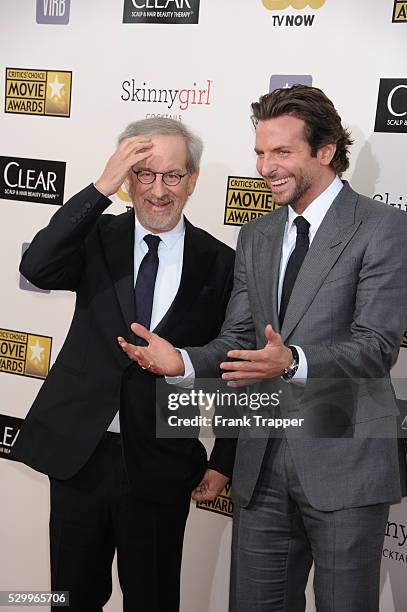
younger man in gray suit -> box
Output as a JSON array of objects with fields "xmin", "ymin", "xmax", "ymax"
[{"xmin": 119, "ymin": 86, "xmax": 407, "ymax": 611}]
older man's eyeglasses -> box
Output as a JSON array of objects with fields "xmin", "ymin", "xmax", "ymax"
[{"xmin": 132, "ymin": 169, "xmax": 188, "ymax": 187}]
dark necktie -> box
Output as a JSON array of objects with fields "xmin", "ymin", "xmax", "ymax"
[
  {"xmin": 279, "ymin": 216, "xmax": 310, "ymax": 326},
  {"xmin": 134, "ymin": 234, "xmax": 161, "ymax": 344}
]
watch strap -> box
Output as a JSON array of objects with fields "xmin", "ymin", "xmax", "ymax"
[{"xmin": 281, "ymin": 345, "xmax": 299, "ymax": 381}]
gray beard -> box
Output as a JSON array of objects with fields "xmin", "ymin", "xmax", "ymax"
[{"xmin": 136, "ymin": 203, "xmax": 179, "ymax": 232}]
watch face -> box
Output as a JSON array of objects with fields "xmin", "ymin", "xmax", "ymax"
[{"xmin": 282, "ymin": 364, "xmax": 296, "ymax": 380}]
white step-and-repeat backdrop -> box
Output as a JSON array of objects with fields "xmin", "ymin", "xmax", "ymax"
[{"xmin": 1, "ymin": 1, "xmax": 407, "ymax": 610}]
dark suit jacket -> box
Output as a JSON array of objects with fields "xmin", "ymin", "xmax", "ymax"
[{"xmin": 12, "ymin": 184, "xmax": 236, "ymax": 503}]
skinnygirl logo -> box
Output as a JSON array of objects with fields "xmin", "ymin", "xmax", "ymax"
[{"xmin": 121, "ymin": 78, "xmax": 212, "ymax": 111}]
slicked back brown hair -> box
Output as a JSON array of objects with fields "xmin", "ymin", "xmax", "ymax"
[{"xmin": 251, "ymin": 85, "xmax": 353, "ymax": 175}]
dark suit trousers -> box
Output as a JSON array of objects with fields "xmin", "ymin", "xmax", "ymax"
[
  {"xmin": 49, "ymin": 433, "xmax": 190, "ymax": 612},
  {"xmin": 230, "ymin": 439, "xmax": 389, "ymax": 612}
]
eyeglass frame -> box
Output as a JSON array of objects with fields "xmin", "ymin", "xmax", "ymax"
[{"xmin": 132, "ymin": 168, "xmax": 189, "ymax": 187}]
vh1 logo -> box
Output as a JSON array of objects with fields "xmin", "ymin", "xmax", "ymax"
[{"xmin": 36, "ymin": 0, "xmax": 71, "ymax": 24}]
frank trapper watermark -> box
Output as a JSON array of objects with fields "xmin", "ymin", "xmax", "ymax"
[{"xmin": 156, "ymin": 383, "xmax": 305, "ymax": 437}]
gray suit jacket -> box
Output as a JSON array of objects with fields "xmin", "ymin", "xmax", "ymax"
[{"xmin": 187, "ymin": 182, "xmax": 407, "ymax": 511}]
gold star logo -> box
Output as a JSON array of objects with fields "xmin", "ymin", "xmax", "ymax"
[
  {"xmin": 29, "ymin": 339, "xmax": 45, "ymax": 363},
  {"xmin": 25, "ymin": 334, "xmax": 52, "ymax": 378},
  {"xmin": 45, "ymin": 71, "xmax": 71, "ymax": 117},
  {"xmin": 48, "ymin": 75, "xmax": 64, "ymax": 99}
]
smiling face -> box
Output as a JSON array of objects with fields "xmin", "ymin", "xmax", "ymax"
[
  {"xmin": 126, "ymin": 134, "xmax": 199, "ymax": 233},
  {"xmin": 255, "ymin": 115, "xmax": 336, "ymax": 214}
]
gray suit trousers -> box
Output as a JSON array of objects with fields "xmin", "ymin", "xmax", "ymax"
[{"xmin": 229, "ymin": 439, "xmax": 389, "ymax": 612}]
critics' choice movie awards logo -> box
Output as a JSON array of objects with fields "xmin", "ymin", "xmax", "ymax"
[
  {"xmin": 270, "ymin": 74, "xmax": 312, "ymax": 92},
  {"xmin": 0, "ymin": 156, "xmax": 66, "ymax": 205},
  {"xmin": 121, "ymin": 78, "xmax": 212, "ymax": 114},
  {"xmin": 374, "ymin": 79, "xmax": 407, "ymax": 133},
  {"xmin": 0, "ymin": 328, "xmax": 52, "ymax": 380},
  {"xmin": 36, "ymin": 0, "xmax": 70, "ymax": 24},
  {"xmin": 224, "ymin": 177, "xmax": 279, "ymax": 227},
  {"xmin": 393, "ymin": 1, "xmax": 407, "ymax": 21},
  {"xmin": 0, "ymin": 414, "xmax": 23, "ymax": 460},
  {"xmin": 123, "ymin": 0, "xmax": 199, "ymax": 24},
  {"xmin": 262, "ymin": 0, "xmax": 326, "ymax": 27},
  {"xmin": 196, "ymin": 482, "xmax": 233, "ymax": 517},
  {"xmin": 5, "ymin": 68, "xmax": 72, "ymax": 117}
]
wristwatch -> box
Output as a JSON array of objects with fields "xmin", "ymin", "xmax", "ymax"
[{"xmin": 281, "ymin": 345, "xmax": 299, "ymax": 381}]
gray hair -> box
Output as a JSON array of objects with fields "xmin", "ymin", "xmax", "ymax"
[{"xmin": 118, "ymin": 117, "xmax": 203, "ymax": 173}]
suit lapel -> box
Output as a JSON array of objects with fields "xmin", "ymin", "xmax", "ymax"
[
  {"xmin": 100, "ymin": 214, "xmax": 218, "ymax": 338},
  {"xmin": 280, "ymin": 182, "xmax": 361, "ymax": 341},
  {"xmin": 253, "ymin": 208, "xmax": 287, "ymax": 331},
  {"xmin": 154, "ymin": 218, "xmax": 217, "ymax": 337},
  {"xmin": 99, "ymin": 210, "xmax": 135, "ymax": 331}
]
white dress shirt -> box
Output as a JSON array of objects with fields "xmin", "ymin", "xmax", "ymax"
[
  {"xmin": 134, "ymin": 216, "xmax": 185, "ymax": 330},
  {"xmin": 173, "ymin": 176, "xmax": 344, "ymax": 388},
  {"xmin": 108, "ymin": 215, "xmax": 194, "ymax": 432}
]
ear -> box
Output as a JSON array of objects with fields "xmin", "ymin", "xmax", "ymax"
[
  {"xmin": 317, "ymin": 143, "xmax": 336, "ymax": 167},
  {"xmin": 187, "ymin": 169, "xmax": 200, "ymax": 196}
]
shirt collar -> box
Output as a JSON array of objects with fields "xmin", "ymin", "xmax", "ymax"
[
  {"xmin": 135, "ymin": 215, "xmax": 185, "ymax": 249},
  {"xmin": 287, "ymin": 175, "xmax": 343, "ymax": 234}
]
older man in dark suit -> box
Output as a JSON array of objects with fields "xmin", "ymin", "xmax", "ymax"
[{"xmin": 13, "ymin": 118, "xmax": 235, "ymax": 612}]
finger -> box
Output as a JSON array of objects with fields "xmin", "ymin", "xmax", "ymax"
[
  {"xmin": 192, "ymin": 485, "xmax": 218, "ymax": 502},
  {"xmin": 226, "ymin": 378, "xmax": 258, "ymax": 388},
  {"xmin": 226, "ymin": 349, "xmax": 263, "ymax": 361},
  {"xmin": 192, "ymin": 490, "xmax": 206, "ymax": 502},
  {"xmin": 123, "ymin": 150, "xmax": 153, "ymax": 174},
  {"xmin": 119, "ymin": 136, "xmax": 153, "ymax": 152},
  {"xmin": 194, "ymin": 490, "xmax": 217, "ymax": 502},
  {"xmin": 125, "ymin": 137, "xmax": 153, "ymax": 155},
  {"xmin": 117, "ymin": 337, "xmax": 145, "ymax": 361},
  {"xmin": 119, "ymin": 138, "xmax": 153, "ymax": 167},
  {"xmin": 121, "ymin": 345, "xmax": 138, "ymax": 360},
  {"xmin": 222, "ymin": 369, "xmax": 264, "ymax": 381},
  {"xmin": 191, "ymin": 482, "xmax": 207, "ymax": 501},
  {"xmin": 117, "ymin": 336, "xmax": 133, "ymax": 353},
  {"xmin": 130, "ymin": 323, "xmax": 153, "ymax": 342},
  {"xmin": 220, "ymin": 360, "xmax": 262, "ymax": 372},
  {"xmin": 265, "ymin": 323, "xmax": 282, "ymax": 346},
  {"xmin": 131, "ymin": 146, "xmax": 153, "ymax": 164},
  {"xmin": 117, "ymin": 336, "xmax": 137, "ymax": 352}
]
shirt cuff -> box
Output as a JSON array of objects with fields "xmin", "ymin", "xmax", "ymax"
[
  {"xmin": 165, "ymin": 349, "xmax": 195, "ymax": 389},
  {"xmin": 291, "ymin": 345, "xmax": 307, "ymax": 385}
]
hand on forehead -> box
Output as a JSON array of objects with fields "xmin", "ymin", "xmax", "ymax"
[{"xmin": 134, "ymin": 134, "xmax": 188, "ymax": 172}]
